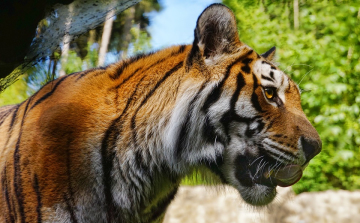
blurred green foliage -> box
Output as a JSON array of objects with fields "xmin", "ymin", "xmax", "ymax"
[
  {"xmin": 223, "ymin": 0, "xmax": 360, "ymax": 193},
  {"xmin": 0, "ymin": 77, "xmax": 28, "ymax": 106}
]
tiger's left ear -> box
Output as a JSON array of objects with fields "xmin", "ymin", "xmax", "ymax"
[
  {"xmin": 186, "ymin": 4, "xmax": 242, "ymax": 69},
  {"xmin": 261, "ymin": 46, "xmax": 276, "ymax": 61}
]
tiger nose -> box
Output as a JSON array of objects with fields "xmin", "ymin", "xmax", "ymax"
[{"xmin": 301, "ymin": 137, "xmax": 322, "ymax": 163}]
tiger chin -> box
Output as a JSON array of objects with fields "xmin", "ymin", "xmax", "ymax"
[{"xmin": 0, "ymin": 3, "xmax": 321, "ymax": 223}]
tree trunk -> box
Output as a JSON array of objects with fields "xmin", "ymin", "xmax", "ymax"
[
  {"xmin": 293, "ymin": 0, "xmax": 299, "ymax": 29},
  {"xmin": 59, "ymin": 36, "xmax": 71, "ymax": 77},
  {"xmin": 119, "ymin": 7, "xmax": 135, "ymax": 59},
  {"xmin": 59, "ymin": 4, "xmax": 74, "ymax": 77},
  {"xmin": 98, "ymin": 10, "xmax": 115, "ymax": 66}
]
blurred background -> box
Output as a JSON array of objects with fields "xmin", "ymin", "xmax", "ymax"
[{"xmin": 1, "ymin": 0, "xmax": 360, "ymax": 222}]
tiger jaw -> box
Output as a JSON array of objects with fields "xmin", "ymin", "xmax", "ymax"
[
  {"xmin": 218, "ymin": 154, "xmax": 279, "ymax": 206},
  {"xmin": 216, "ymin": 140, "xmax": 306, "ymax": 206}
]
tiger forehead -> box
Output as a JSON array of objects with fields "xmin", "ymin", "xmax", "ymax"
[{"xmin": 253, "ymin": 60, "xmax": 289, "ymax": 88}]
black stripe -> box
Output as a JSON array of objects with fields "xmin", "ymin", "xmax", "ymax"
[
  {"xmin": 100, "ymin": 75, "xmax": 146, "ymax": 221},
  {"xmin": 33, "ymin": 175, "xmax": 42, "ymax": 223},
  {"xmin": 111, "ymin": 59, "xmax": 136, "ymax": 80},
  {"xmin": 111, "ymin": 45, "xmax": 187, "ymax": 98},
  {"xmin": 0, "ymin": 107, "xmax": 13, "ymax": 127},
  {"xmin": 111, "ymin": 51, "xmax": 156, "ymax": 80},
  {"xmin": 203, "ymin": 115, "xmax": 221, "ymax": 144},
  {"xmin": 120, "ymin": 76, "xmax": 147, "ymax": 121},
  {"xmin": 232, "ymin": 114, "xmax": 257, "ymax": 124},
  {"xmin": 202, "ymin": 52, "xmax": 251, "ymax": 113},
  {"xmin": 219, "ymin": 72, "xmax": 246, "ymax": 137},
  {"xmin": 234, "ymin": 155, "xmax": 254, "ymax": 187},
  {"xmin": 148, "ymin": 186, "xmax": 178, "ymax": 222},
  {"xmin": 2, "ymin": 167, "xmax": 15, "ymax": 223},
  {"xmin": 281, "ymin": 75, "xmax": 285, "ymax": 85},
  {"xmin": 202, "ymin": 53, "xmax": 252, "ymax": 144},
  {"xmin": 22, "ymin": 97, "xmax": 32, "ymax": 118},
  {"xmin": 75, "ymin": 69, "xmax": 102, "ymax": 81},
  {"xmin": 270, "ymin": 71, "xmax": 274, "ymax": 79},
  {"xmin": 186, "ymin": 32, "xmax": 200, "ymax": 70},
  {"xmin": 260, "ymin": 144, "xmax": 295, "ymax": 162},
  {"xmin": 131, "ymin": 62, "xmax": 183, "ymax": 148},
  {"xmin": 13, "ymin": 131, "xmax": 25, "ymax": 223},
  {"xmin": 100, "ymin": 123, "xmax": 117, "ymax": 222},
  {"xmin": 173, "ymin": 78, "xmax": 182, "ymax": 99},
  {"xmin": 261, "ymin": 74, "xmax": 274, "ymax": 82},
  {"xmin": 266, "ymin": 119, "xmax": 275, "ymax": 131},
  {"xmin": 251, "ymin": 73, "xmax": 263, "ymax": 112},
  {"xmin": 8, "ymin": 104, "xmax": 20, "ymax": 132},
  {"xmin": 170, "ymin": 45, "xmax": 187, "ymax": 56},
  {"xmin": 241, "ymin": 58, "xmax": 253, "ymax": 74},
  {"xmin": 261, "ymin": 61, "xmax": 277, "ymax": 70},
  {"xmin": 242, "ymin": 58, "xmax": 253, "ymax": 64},
  {"xmin": 112, "ymin": 67, "xmax": 142, "ymax": 111},
  {"xmin": 176, "ymin": 83, "xmax": 207, "ymax": 159},
  {"xmin": 263, "ymin": 142, "xmax": 296, "ymax": 158},
  {"xmin": 11, "ymin": 99, "xmax": 35, "ymax": 223},
  {"xmin": 245, "ymin": 120, "xmax": 265, "ymax": 137},
  {"xmin": 0, "ymin": 106, "xmax": 14, "ymax": 118},
  {"xmin": 129, "ymin": 76, "xmax": 147, "ymax": 149},
  {"xmin": 202, "ymin": 152, "xmax": 226, "ymax": 183},
  {"xmin": 30, "ymin": 75, "xmax": 70, "ymax": 111},
  {"xmin": 125, "ymin": 160, "xmax": 144, "ymax": 194},
  {"xmin": 256, "ymin": 120, "xmax": 265, "ymax": 133},
  {"xmin": 0, "ymin": 119, "xmax": 7, "ymax": 127},
  {"xmin": 64, "ymin": 194, "xmax": 78, "ymax": 223},
  {"xmin": 117, "ymin": 67, "xmax": 142, "ymax": 89},
  {"xmin": 64, "ymin": 135, "xmax": 78, "ymax": 223},
  {"xmin": 241, "ymin": 66, "xmax": 250, "ymax": 73},
  {"xmin": 178, "ymin": 44, "xmax": 186, "ymax": 53},
  {"xmin": 134, "ymin": 150, "xmax": 151, "ymax": 181}
]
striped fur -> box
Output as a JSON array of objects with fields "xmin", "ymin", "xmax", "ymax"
[{"xmin": 0, "ymin": 4, "xmax": 321, "ymax": 223}]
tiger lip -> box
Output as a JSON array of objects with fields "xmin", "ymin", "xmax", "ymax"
[
  {"xmin": 262, "ymin": 165, "xmax": 303, "ymax": 187},
  {"xmin": 235, "ymin": 155, "xmax": 303, "ymax": 188}
]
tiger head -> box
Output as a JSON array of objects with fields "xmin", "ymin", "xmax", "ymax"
[{"xmin": 174, "ymin": 4, "xmax": 322, "ymax": 206}]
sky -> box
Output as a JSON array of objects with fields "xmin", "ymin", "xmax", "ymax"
[{"xmin": 147, "ymin": 0, "xmax": 220, "ymax": 51}]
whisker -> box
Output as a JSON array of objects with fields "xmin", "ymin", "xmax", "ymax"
[
  {"xmin": 298, "ymin": 68, "xmax": 313, "ymax": 86},
  {"xmin": 255, "ymin": 159, "xmax": 267, "ymax": 178},
  {"xmin": 252, "ymin": 158, "xmax": 264, "ymax": 179},
  {"xmin": 249, "ymin": 155, "xmax": 265, "ymax": 167},
  {"xmin": 283, "ymin": 62, "xmax": 312, "ymax": 73}
]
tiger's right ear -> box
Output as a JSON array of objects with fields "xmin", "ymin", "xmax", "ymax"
[
  {"xmin": 186, "ymin": 4, "xmax": 241, "ymax": 69},
  {"xmin": 261, "ymin": 46, "xmax": 276, "ymax": 62}
]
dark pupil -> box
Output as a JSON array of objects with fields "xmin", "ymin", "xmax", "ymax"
[{"xmin": 266, "ymin": 89, "xmax": 273, "ymax": 96}]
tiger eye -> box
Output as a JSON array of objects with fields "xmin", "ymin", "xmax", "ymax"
[{"xmin": 264, "ymin": 88, "xmax": 274, "ymax": 99}]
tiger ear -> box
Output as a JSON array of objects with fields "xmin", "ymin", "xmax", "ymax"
[
  {"xmin": 261, "ymin": 47, "xmax": 276, "ymax": 61},
  {"xmin": 186, "ymin": 4, "xmax": 241, "ymax": 68}
]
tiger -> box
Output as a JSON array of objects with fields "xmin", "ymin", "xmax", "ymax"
[{"xmin": 0, "ymin": 3, "xmax": 321, "ymax": 223}]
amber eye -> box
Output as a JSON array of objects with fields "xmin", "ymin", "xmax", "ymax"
[{"xmin": 264, "ymin": 88, "xmax": 275, "ymax": 99}]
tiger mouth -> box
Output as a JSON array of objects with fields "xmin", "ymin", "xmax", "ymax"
[{"xmin": 234, "ymin": 155, "xmax": 303, "ymax": 188}]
